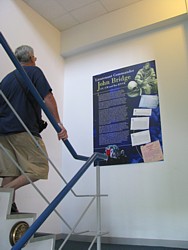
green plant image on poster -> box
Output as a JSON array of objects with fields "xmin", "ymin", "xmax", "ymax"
[{"xmin": 93, "ymin": 60, "xmax": 164, "ymax": 166}]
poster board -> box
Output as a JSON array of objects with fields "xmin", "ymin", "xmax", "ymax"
[{"xmin": 93, "ymin": 60, "xmax": 163, "ymax": 166}]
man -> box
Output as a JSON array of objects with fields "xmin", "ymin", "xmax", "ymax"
[
  {"xmin": 135, "ymin": 62, "xmax": 158, "ymax": 95},
  {"xmin": 0, "ymin": 45, "xmax": 68, "ymax": 212}
]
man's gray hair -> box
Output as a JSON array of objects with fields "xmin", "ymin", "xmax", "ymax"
[{"xmin": 15, "ymin": 45, "xmax": 34, "ymax": 63}]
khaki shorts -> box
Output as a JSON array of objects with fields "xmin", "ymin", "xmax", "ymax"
[{"xmin": 0, "ymin": 132, "xmax": 49, "ymax": 179}]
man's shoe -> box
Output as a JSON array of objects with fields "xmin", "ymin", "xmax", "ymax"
[{"xmin": 11, "ymin": 202, "xmax": 19, "ymax": 213}]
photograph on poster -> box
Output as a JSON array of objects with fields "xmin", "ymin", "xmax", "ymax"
[{"xmin": 93, "ymin": 60, "xmax": 164, "ymax": 166}]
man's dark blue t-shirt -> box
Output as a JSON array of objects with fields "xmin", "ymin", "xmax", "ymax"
[{"xmin": 0, "ymin": 66, "xmax": 52, "ymax": 137}]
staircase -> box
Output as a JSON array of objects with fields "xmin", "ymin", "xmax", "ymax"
[{"xmin": 0, "ymin": 188, "xmax": 55, "ymax": 250}]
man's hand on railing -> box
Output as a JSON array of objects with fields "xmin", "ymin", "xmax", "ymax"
[{"xmin": 57, "ymin": 122, "xmax": 68, "ymax": 140}]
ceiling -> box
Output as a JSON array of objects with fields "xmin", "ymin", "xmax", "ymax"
[{"xmin": 23, "ymin": 0, "xmax": 142, "ymax": 31}]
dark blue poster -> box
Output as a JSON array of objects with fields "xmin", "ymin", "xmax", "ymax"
[{"xmin": 93, "ymin": 60, "xmax": 164, "ymax": 166}]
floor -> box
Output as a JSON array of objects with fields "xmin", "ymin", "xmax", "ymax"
[{"xmin": 55, "ymin": 240, "xmax": 188, "ymax": 250}]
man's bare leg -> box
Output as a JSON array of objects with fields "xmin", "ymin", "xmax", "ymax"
[
  {"xmin": 2, "ymin": 176, "xmax": 16, "ymax": 186},
  {"xmin": 2, "ymin": 175, "xmax": 38, "ymax": 211},
  {"xmin": 2, "ymin": 175, "xmax": 38, "ymax": 190}
]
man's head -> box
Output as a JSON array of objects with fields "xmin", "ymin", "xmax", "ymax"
[
  {"xmin": 143, "ymin": 62, "xmax": 150, "ymax": 71},
  {"xmin": 15, "ymin": 45, "xmax": 36, "ymax": 65}
]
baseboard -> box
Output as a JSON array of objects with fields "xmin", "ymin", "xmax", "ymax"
[{"xmin": 55, "ymin": 233, "xmax": 188, "ymax": 249}]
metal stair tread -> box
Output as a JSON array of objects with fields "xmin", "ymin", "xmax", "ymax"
[
  {"xmin": 7, "ymin": 212, "xmax": 37, "ymax": 220},
  {"xmin": 0, "ymin": 188, "xmax": 55, "ymax": 249},
  {"xmin": 32, "ymin": 232, "xmax": 56, "ymax": 242}
]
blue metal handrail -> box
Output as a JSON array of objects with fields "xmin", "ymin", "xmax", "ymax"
[
  {"xmin": 0, "ymin": 31, "xmax": 88, "ymax": 162},
  {"xmin": 0, "ymin": 32, "xmax": 108, "ymax": 249},
  {"xmin": 11, "ymin": 152, "xmax": 107, "ymax": 250}
]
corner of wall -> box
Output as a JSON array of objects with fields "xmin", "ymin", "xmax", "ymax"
[{"xmin": 60, "ymin": 0, "xmax": 188, "ymax": 57}]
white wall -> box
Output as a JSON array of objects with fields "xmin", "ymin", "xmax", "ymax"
[
  {"xmin": 62, "ymin": 19, "xmax": 188, "ymax": 244},
  {"xmin": 1, "ymin": 0, "xmax": 188, "ymax": 245},
  {"xmin": 0, "ymin": 0, "xmax": 65, "ymax": 234}
]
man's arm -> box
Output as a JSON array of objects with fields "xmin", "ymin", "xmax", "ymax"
[{"xmin": 44, "ymin": 92, "xmax": 68, "ymax": 140}]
